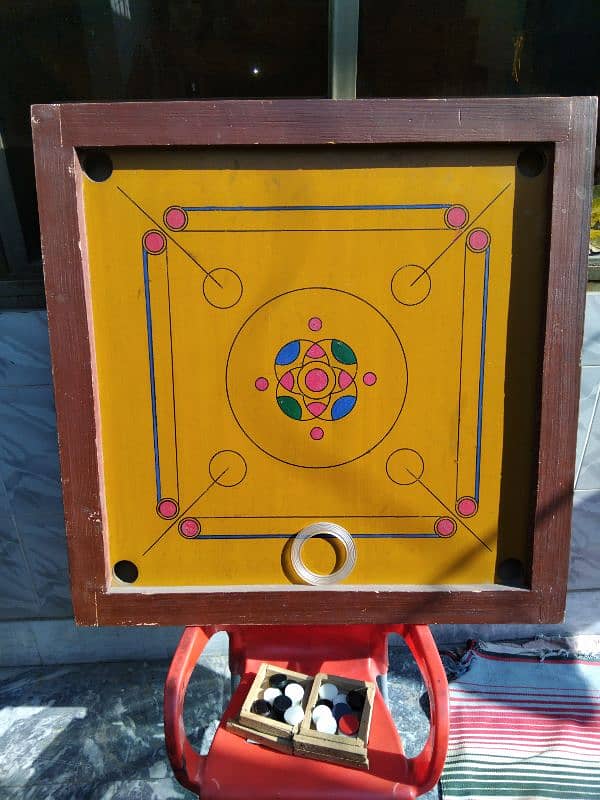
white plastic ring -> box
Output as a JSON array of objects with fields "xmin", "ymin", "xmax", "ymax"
[{"xmin": 290, "ymin": 522, "xmax": 356, "ymax": 585}]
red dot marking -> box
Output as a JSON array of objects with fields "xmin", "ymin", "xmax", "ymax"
[
  {"xmin": 164, "ymin": 206, "xmax": 187, "ymax": 231},
  {"xmin": 255, "ymin": 377, "xmax": 269, "ymax": 391},
  {"xmin": 310, "ymin": 427, "xmax": 324, "ymax": 440},
  {"xmin": 446, "ymin": 205, "xmax": 467, "ymax": 229},
  {"xmin": 468, "ymin": 228, "xmax": 490, "ymax": 252},
  {"xmin": 305, "ymin": 368, "xmax": 329, "ymax": 392},
  {"xmin": 157, "ymin": 498, "xmax": 178, "ymax": 519},
  {"xmin": 338, "ymin": 714, "xmax": 359, "ymax": 736},
  {"xmin": 143, "ymin": 230, "xmax": 166, "ymax": 254},
  {"xmin": 435, "ymin": 517, "xmax": 457, "ymax": 537},
  {"xmin": 308, "ymin": 317, "xmax": 322, "ymax": 332},
  {"xmin": 179, "ymin": 518, "xmax": 201, "ymax": 538},
  {"xmin": 363, "ymin": 371, "xmax": 377, "ymax": 386},
  {"xmin": 457, "ymin": 497, "xmax": 478, "ymax": 517}
]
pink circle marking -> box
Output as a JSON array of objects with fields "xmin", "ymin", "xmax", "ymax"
[
  {"xmin": 179, "ymin": 518, "xmax": 200, "ymax": 538},
  {"xmin": 446, "ymin": 205, "xmax": 467, "ymax": 229},
  {"xmin": 308, "ymin": 317, "xmax": 322, "ymax": 332},
  {"xmin": 305, "ymin": 368, "xmax": 329, "ymax": 392},
  {"xmin": 307, "ymin": 401, "xmax": 327, "ymax": 417},
  {"xmin": 339, "ymin": 370, "xmax": 353, "ymax": 390},
  {"xmin": 363, "ymin": 371, "xmax": 377, "ymax": 386},
  {"xmin": 468, "ymin": 228, "xmax": 490, "ymax": 252},
  {"xmin": 435, "ymin": 517, "xmax": 457, "ymax": 537},
  {"xmin": 157, "ymin": 498, "xmax": 178, "ymax": 519},
  {"xmin": 306, "ymin": 343, "xmax": 326, "ymax": 359},
  {"xmin": 310, "ymin": 426, "xmax": 324, "ymax": 440},
  {"xmin": 165, "ymin": 207, "xmax": 187, "ymax": 230},
  {"xmin": 457, "ymin": 497, "xmax": 478, "ymax": 517},
  {"xmin": 143, "ymin": 230, "xmax": 166, "ymax": 254},
  {"xmin": 280, "ymin": 371, "xmax": 294, "ymax": 391},
  {"xmin": 255, "ymin": 377, "xmax": 269, "ymax": 391}
]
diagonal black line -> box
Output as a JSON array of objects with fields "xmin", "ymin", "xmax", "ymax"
[
  {"xmin": 411, "ymin": 183, "xmax": 511, "ymax": 285},
  {"xmin": 407, "ymin": 469, "xmax": 492, "ymax": 552},
  {"xmin": 142, "ymin": 470, "xmax": 226, "ymax": 556},
  {"xmin": 116, "ymin": 186, "xmax": 221, "ymax": 286}
]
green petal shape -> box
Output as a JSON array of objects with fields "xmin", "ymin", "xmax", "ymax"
[
  {"xmin": 277, "ymin": 395, "xmax": 302, "ymax": 420},
  {"xmin": 331, "ymin": 339, "xmax": 357, "ymax": 365}
]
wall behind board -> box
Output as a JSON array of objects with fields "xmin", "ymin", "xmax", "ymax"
[{"xmin": 0, "ymin": 299, "xmax": 599, "ymax": 665}]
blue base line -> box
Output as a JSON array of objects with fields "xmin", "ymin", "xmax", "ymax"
[
  {"xmin": 185, "ymin": 533, "xmax": 440, "ymax": 540},
  {"xmin": 474, "ymin": 246, "xmax": 490, "ymax": 503},
  {"xmin": 142, "ymin": 247, "xmax": 161, "ymax": 501},
  {"xmin": 182, "ymin": 203, "xmax": 452, "ymax": 213}
]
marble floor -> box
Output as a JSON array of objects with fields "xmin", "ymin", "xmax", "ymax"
[{"xmin": 0, "ymin": 646, "xmax": 440, "ymax": 799}]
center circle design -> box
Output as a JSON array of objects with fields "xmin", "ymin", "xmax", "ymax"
[
  {"xmin": 305, "ymin": 368, "xmax": 329, "ymax": 393},
  {"xmin": 276, "ymin": 341, "xmax": 357, "ymax": 421},
  {"xmin": 226, "ymin": 287, "xmax": 408, "ymax": 468}
]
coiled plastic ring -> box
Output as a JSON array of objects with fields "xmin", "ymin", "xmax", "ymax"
[{"xmin": 290, "ymin": 522, "xmax": 356, "ymax": 585}]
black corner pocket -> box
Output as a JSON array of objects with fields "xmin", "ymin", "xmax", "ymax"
[
  {"xmin": 113, "ymin": 559, "xmax": 139, "ymax": 584},
  {"xmin": 81, "ymin": 150, "xmax": 113, "ymax": 182},
  {"xmin": 517, "ymin": 147, "xmax": 546, "ymax": 178},
  {"xmin": 496, "ymin": 557, "xmax": 525, "ymax": 587}
]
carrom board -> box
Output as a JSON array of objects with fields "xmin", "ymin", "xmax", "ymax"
[{"xmin": 32, "ymin": 99, "xmax": 596, "ymax": 625}]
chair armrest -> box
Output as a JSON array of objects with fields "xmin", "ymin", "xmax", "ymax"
[
  {"xmin": 390, "ymin": 624, "xmax": 449, "ymax": 795},
  {"xmin": 164, "ymin": 626, "xmax": 211, "ymax": 796}
]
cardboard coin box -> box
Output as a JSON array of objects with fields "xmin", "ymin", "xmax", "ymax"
[
  {"xmin": 295, "ymin": 672, "xmax": 375, "ymax": 769},
  {"xmin": 228, "ymin": 663, "xmax": 314, "ymax": 752},
  {"xmin": 229, "ymin": 663, "xmax": 375, "ymax": 768}
]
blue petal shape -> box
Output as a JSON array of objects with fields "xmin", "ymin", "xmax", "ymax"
[
  {"xmin": 331, "ymin": 395, "xmax": 356, "ymax": 420},
  {"xmin": 275, "ymin": 340, "xmax": 301, "ymax": 365}
]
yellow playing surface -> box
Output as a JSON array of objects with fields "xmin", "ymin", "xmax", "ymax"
[{"xmin": 82, "ymin": 150, "xmax": 515, "ymax": 587}]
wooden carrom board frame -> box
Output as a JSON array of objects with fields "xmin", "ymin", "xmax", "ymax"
[{"xmin": 32, "ymin": 98, "xmax": 596, "ymax": 626}]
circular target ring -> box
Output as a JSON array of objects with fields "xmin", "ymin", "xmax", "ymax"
[{"xmin": 290, "ymin": 522, "xmax": 356, "ymax": 585}]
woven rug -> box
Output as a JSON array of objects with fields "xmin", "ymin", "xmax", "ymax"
[{"xmin": 440, "ymin": 640, "xmax": 600, "ymax": 800}]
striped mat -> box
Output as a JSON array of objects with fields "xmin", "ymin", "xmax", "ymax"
[{"xmin": 440, "ymin": 641, "xmax": 600, "ymax": 800}]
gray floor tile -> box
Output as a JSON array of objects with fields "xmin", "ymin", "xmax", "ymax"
[
  {"xmin": 0, "ymin": 622, "xmax": 41, "ymax": 667},
  {"xmin": 0, "ymin": 385, "xmax": 63, "ymax": 521},
  {"xmin": 16, "ymin": 511, "xmax": 72, "ymax": 618},
  {"xmin": 0, "ymin": 506, "xmax": 19, "ymax": 544},
  {"xmin": 0, "ymin": 655, "xmax": 441, "ymax": 799},
  {"xmin": 0, "ymin": 310, "xmax": 52, "ymax": 388},
  {"xmin": 0, "ymin": 472, "xmax": 19, "ymax": 548},
  {"xmin": 565, "ymin": 589, "xmax": 600, "ymax": 629},
  {"xmin": 576, "ymin": 366, "xmax": 600, "ymax": 479},
  {"xmin": 89, "ymin": 778, "xmax": 191, "ymax": 799},
  {"xmin": 569, "ymin": 490, "xmax": 600, "ymax": 590},
  {"xmin": 582, "ymin": 293, "xmax": 600, "ymax": 366},
  {"xmin": 30, "ymin": 621, "xmax": 186, "ymax": 665},
  {"xmin": 576, "ymin": 381, "xmax": 600, "ymax": 489},
  {"xmin": 0, "ymin": 659, "xmax": 225, "ymax": 796},
  {"xmin": 0, "ymin": 539, "xmax": 39, "ymax": 619},
  {"xmin": 0, "ymin": 782, "xmax": 190, "ymax": 799}
]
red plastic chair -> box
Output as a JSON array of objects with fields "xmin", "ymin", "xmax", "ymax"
[{"xmin": 164, "ymin": 624, "xmax": 448, "ymax": 799}]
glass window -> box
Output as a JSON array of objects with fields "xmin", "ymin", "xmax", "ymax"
[
  {"xmin": 0, "ymin": 0, "xmax": 329, "ymax": 306},
  {"xmin": 357, "ymin": 0, "xmax": 600, "ymax": 99},
  {"xmin": 2, "ymin": 0, "xmax": 599, "ymax": 305}
]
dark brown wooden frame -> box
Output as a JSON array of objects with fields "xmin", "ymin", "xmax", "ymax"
[{"xmin": 32, "ymin": 98, "xmax": 597, "ymax": 626}]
